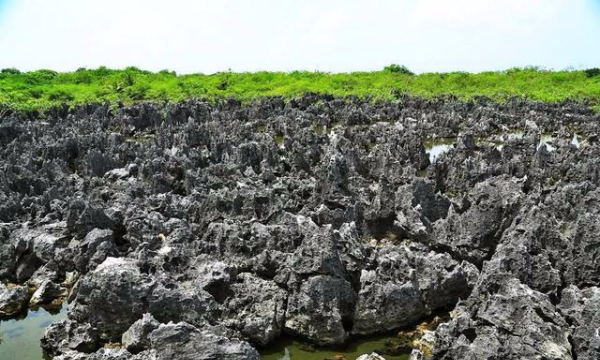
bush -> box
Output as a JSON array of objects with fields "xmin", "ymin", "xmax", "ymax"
[
  {"xmin": 384, "ymin": 64, "xmax": 414, "ymax": 75},
  {"xmin": 585, "ymin": 68, "xmax": 600, "ymax": 78},
  {"xmin": 74, "ymin": 71, "xmax": 93, "ymax": 85},
  {"xmin": 122, "ymin": 73, "xmax": 137, "ymax": 87},
  {"xmin": 48, "ymin": 89, "xmax": 74, "ymax": 102},
  {"xmin": 92, "ymin": 66, "xmax": 112, "ymax": 77},
  {"xmin": 125, "ymin": 82, "xmax": 150, "ymax": 100},
  {"xmin": 27, "ymin": 89, "xmax": 44, "ymax": 99},
  {"xmin": 1, "ymin": 68, "xmax": 21, "ymax": 75},
  {"xmin": 25, "ymin": 69, "xmax": 58, "ymax": 84},
  {"xmin": 159, "ymin": 69, "xmax": 177, "ymax": 76}
]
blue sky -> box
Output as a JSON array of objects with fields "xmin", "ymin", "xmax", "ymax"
[{"xmin": 0, "ymin": 0, "xmax": 598, "ymax": 74}]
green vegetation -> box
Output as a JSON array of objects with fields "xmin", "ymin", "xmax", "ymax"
[{"xmin": 1, "ymin": 65, "xmax": 600, "ymax": 112}]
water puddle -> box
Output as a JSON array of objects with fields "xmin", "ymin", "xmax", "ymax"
[
  {"xmin": 0, "ymin": 302, "xmax": 68, "ymax": 360},
  {"xmin": 537, "ymin": 133, "xmax": 554, "ymax": 152},
  {"xmin": 259, "ymin": 334, "xmax": 410, "ymax": 360},
  {"xmin": 506, "ymin": 130, "xmax": 525, "ymax": 140},
  {"xmin": 477, "ymin": 130, "xmax": 583, "ymax": 152},
  {"xmin": 423, "ymin": 137, "xmax": 456, "ymax": 162},
  {"xmin": 571, "ymin": 133, "xmax": 581, "ymax": 148},
  {"xmin": 314, "ymin": 123, "xmax": 342, "ymax": 135}
]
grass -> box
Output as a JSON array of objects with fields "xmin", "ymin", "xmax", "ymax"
[{"xmin": 1, "ymin": 65, "xmax": 600, "ymax": 113}]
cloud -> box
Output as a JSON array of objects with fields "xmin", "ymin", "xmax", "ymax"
[{"xmin": 0, "ymin": 0, "xmax": 598, "ymax": 73}]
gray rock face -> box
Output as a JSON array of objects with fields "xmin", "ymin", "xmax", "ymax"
[
  {"xmin": 137, "ymin": 322, "xmax": 260, "ymax": 360},
  {"xmin": 70, "ymin": 257, "xmax": 155, "ymax": 341},
  {"xmin": 559, "ymin": 286, "xmax": 600, "ymax": 360},
  {"xmin": 222, "ymin": 272, "xmax": 287, "ymax": 346},
  {"xmin": 285, "ymin": 275, "xmax": 357, "ymax": 345},
  {"xmin": 66, "ymin": 202, "xmax": 115, "ymax": 239},
  {"xmin": 1, "ymin": 97, "xmax": 600, "ymax": 358},
  {"xmin": 41, "ymin": 319, "xmax": 100, "ymax": 355},
  {"xmin": 11, "ymin": 223, "xmax": 70, "ymax": 282},
  {"xmin": 146, "ymin": 279, "xmax": 219, "ymax": 328},
  {"xmin": 432, "ymin": 176, "xmax": 524, "ymax": 265},
  {"xmin": 0, "ymin": 224, "xmax": 16, "ymax": 281},
  {"xmin": 430, "ymin": 278, "xmax": 572, "ymax": 360},
  {"xmin": 52, "ymin": 348, "xmax": 132, "ymax": 360},
  {"xmin": 73, "ymin": 228, "xmax": 116, "ymax": 273},
  {"xmin": 353, "ymin": 243, "xmax": 478, "ymax": 335},
  {"xmin": 30, "ymin": 279, "xmax": 65, "ymax": 305},
  {"xmin": 121, "ymin": 313, "xmax": 159, "ymax": 353},
  {"xmin": 0, "ymin": 283, "xmax": 29, "ymax": 318}
]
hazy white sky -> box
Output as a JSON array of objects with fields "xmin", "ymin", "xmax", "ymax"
[{"xmin": 0, "ymin": 0, "xmax": 598, "ymax": 73}]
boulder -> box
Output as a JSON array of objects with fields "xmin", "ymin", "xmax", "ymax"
[
  {"xmin": 121, "ymin": 313, "xmax": 160, "ymax": 353},
  {"xmin": 41, "ymin": 319, "xmax": 100, "ymax": 355},
  {"xmin": 352, "ymin": 243, "xmax": 478, "ymax": 335},
  {"xmin": 285, "ymin": 275, "xmax": 356, "ymax": 345},
  {"xmin": 222, "ymin": 272, "xmax": 287, "ymax": 346},
  {"xmin": 70, "ymin": 258, "xmax": 155, "ymax": 341},
  {"xmin": 30, "ymin": 279, "xmax": 65, "ymax": 305},
  {"xmin": 137, "ymin": 322, "xmax": 260, "ymax": 360},
  {"xmin": 0, "ymin": 283, "xmax": 29, "ymax": 318},
  {"xmin": 73, "ymin": 228, "xmax": 116, "ymax": 273}
]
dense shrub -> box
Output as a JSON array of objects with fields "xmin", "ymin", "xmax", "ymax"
[
  {"xmin": 125, "ymin": 82, "xmax": 150, "ymax": 100},
  {"xmin": 48, "ymin": 89, "xmax": 74, "ymax": 102},
  {"xmin": 1, "ymin": 68, "xmax": 21, "ymax": 75},
  {"xmin": 0, "ymin": 67, "xmax": 599, "ymax": 112},
  {"xmin": 383, "ymin": 64, "xmax": 414, "ymax": 75},
  {"xmin": 585, "ymin": 68, "xmax": 600, "ymax": 78}
]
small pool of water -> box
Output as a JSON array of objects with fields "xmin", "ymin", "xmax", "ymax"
[
  {"xmin": 0, "ymin": 302, "xmax": 68, "ymax": 360},
  {"xmin": 260, "ymin": 334, "xmax": 410, "ymax": 360},
  {"xmin": 424, "ymin": 137, "xmax": 456, "ymax": 162},
  {"xmin": 538, "ymin": 133, "xmax": 555, "ymax": 152},
  {"xmin": 571, "ymin": 133, "xmax": 581, "ymax": 148}
]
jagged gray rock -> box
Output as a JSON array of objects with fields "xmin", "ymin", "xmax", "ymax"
[
  {"xmin": 70, "ymin": 257, "xmax": 155, "ymax": 341},
  {"xmin": 353, "ymin": 243, "xmax": 478, "ymax": 335},
  {"xmin": 285, "ymin": 275, "xmax": 357, "ymax": 345},
  {"xmin": 428, "ymin": 278, "xmax": 573, "ymax": 360},
  {"xmin": 121, "ymin": 313, "xmax": 160, "ymax": 353},
  {"xmin": 0, "ymin": 283, "xmax": 29, "ymax": 317},
  {"xmin": 559, "ymin": 286, "xmax": 600, "ymax": 360},
  {"xmin": 0, "ymin": 97, "xmax": 598, "ymax": 358},
  {"xmin": 41, "ymin": 319, "xmax": 100, "ymax": 355},
  {"xmin": 30, "ymin": 279, "xmax": 65, "ymax": 305}
]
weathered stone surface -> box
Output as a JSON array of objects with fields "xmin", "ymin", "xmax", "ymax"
[
  {"xmin": 73, "ymin": 228, "xmax": 116, "ymax": 274},
  {"xmin": 353, "ymin": 243, "xmax": 478, "ymax": 335},
  {"xmin": 357, "ymin": 353, "xmax": 388, "ymax": 360},
  {"xmin": 429, "ymin": 278, "xmax": 573, "ymax": 360},
  {"xmin": 41, "ymin": 319, "xmax": 100, "ymax": 355},
  {"xmin": 121, "ymin": 313, "xmax": 159, "ymax": 353},
  {"xmin": 222, "ymin": 272, "xmax": 287, "ymax": 346},
  {"xmin": 138, "ymin": 321, "xmax": 260, "ymax": 360},
  {"xmin": 30, "ymin": 279, "xmax": 65, "ymax": 305},
  {"xmin": 51, "ymin": 348, "xmax": 132, "ymax": 360},
  {"xmin": 0, "ymin": 283, "xmax": 29, "ymax": 318},
  {"xmin": 559, "ymin": 286, "xmax": 600, "ymax": 360},
  {"xmin": 285, "ymin": 275, "xmax": 357, "ymax": 345},
  {"xmin": 0, "ymin": 97, "xmax": 599, "ymax": 358},
  {"xmin": 70, "ymin": 257, "xmax": 155, "ymax": 341}
]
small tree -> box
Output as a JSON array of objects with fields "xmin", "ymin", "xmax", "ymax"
[
  {"xmin": 1, "ymin": 68, "xmax": 20, "ymax": 75},
  {"xmin": 384, "ymin": 64, "xmax": 414, "ymax": 75},
  {"xmin": 585, "ymin": 68, "xmax": 600, "ymax": 78}
]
